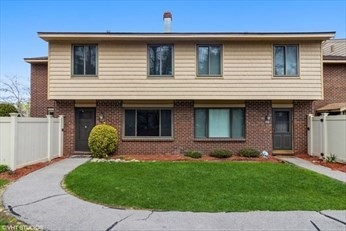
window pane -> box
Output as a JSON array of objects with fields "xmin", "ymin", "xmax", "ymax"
[
  {"xmin": 161, "ymin": 46, "xmax": 172, "ymax": 75},
  {"xmin": 274, "ymin": 46, "xmax": 285, "ymax": 76},
  {"xmin": 85, "ymin": 46, "xmax": 96, "ymax": 75},
  {"xmin": 195, "ymin": 109, "xmax": 207, "ymax": 138},
  {"xmin": 274, "ymin": 111, "xmax": 289, "ymax": 132},
  {"xmin": 231, "ymin": 109, "xmax": 244, "ymax": 138},
  {"xmin": 73, "ymin": 46, "xmax": 84, "ymax": 75},
  {"xmin": 210, "ymin": 46, "xmax": 221, "ymax": 75},
  {"xmin": 125, "ymin": 110, "xmax": 135, "ymax": 136},
  {"xmin": 198, "ymin": 46, "xmax": 209, "ymax": 75},
  {"xmin": 209, "ymin": 109, "xmax": 230, "ymax": 138},
  {"xmin": 161, "ymin": 110, "xmax": 172, "ymax": 136},
  {"xmin": 137, "ymin": 110, "xmax": 159, "ymax": 136},
  {"xmin": 149, "ymin": 46, "xmax": 160, "ymax": 75},
  {"xmin": 286, "ymin": 46, "xmax": 298, "ymax": 75}
]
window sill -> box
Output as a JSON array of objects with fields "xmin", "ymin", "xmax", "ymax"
[
  {"xmin": 122, "ymin": 137, "xmax": 174, "ymax": 142},
  {"xmin": 195, "ymin": 76, "xmax": 223, "ymax": 79},
  {"xmin": 71, "ymin": 75, "xmax": 98, "ymax": 78},
  {"xmin": 194, "ymin": 138, "xmax": 246, "ymax": 142},
  {"xmin": 147, "ymin": 76, "xmax": 174, "ymax": 79},
  {"xmin": 272, "ymin": 76, "xmax": 300, "ymax": 79}
]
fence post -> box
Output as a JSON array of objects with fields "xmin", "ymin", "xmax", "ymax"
[
  {"xmin": 307, "ymin": 114, "xmax": 313, "ymax": 156},
  {"xmin": 321, "ymin": 113, "xmax": 329, "ymax": 157},
  {"xmin": 9, "ymin": 113, "xmax": 19, "ymax": 170},
  {"xmin": 47, "ymin": 115, "xmax": 53, "ymax": 161},
  {"xmin": 58, "ymin": 115, "xmax": 64, "ymax": 157}
]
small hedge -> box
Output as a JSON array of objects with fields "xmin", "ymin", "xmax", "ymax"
[
  {"xmin": 184, "ymin": 150, "xmax": 202, "ymax": 159},
  {"xmin": 0, "ymin": 164, "xmax": 9, "ymax": 173},
  {"xmin": 239, "ymin": 148, "xmax": 260, "ymax": 157},
  {"xmin": 88, "ymin": 124, "xmax": 118, "ymax": 158},
  {"xmin": 0, "ymin": 103, "xmax": 17, "ymax": 117},
  {"xmin": 209, "ymin": 149, "xmax": 232, "ymax": 158}
]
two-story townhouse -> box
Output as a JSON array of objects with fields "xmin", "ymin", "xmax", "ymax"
[{"xmin": 25, "ymin": 14, "xmax": 334, "ymax": 156}]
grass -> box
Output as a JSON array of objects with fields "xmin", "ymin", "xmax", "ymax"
[
  {"xmin": 65, "ymin": 161, "xmax": 346, "ymax": 212},
  {"xmin": 0, "ymin": 179, "xmax": 7, "ymax": 188}
]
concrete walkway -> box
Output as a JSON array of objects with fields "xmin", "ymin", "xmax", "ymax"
[
  {"xmin": 2, "ymin": 158, "xmax": 346, "ymax": 231},
  {"xmin": 279, "ymin": 157, "xmax": 346, "ymax": 183}
]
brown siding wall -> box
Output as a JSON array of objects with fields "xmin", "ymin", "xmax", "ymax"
[
  {"xmin": 30, "ymin": 63, "xmax": 54, "ymax": 117},
  {"xmin": 313, "ymin": 63, "xmax": 346, "ymax": 111},
  {"xmin": 48, "ymin": 42, "xmax": 323, "ymax": 100},
  {"xmin": 55, "ymin": 100, "xmax": 311, "ymax": 156}
]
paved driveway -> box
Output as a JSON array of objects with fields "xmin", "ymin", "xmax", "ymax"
[{"xmin": 3, "ymin": 158, "xmax": 346, "ymax": 231}]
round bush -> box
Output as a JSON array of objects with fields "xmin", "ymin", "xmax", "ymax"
[
  {"xmin": 209, "ymin": 149, "xmax": 232, "ymax": 158},
  {"xmin": 88, "ymin": 124, "xmax": 118, "ymax": 158},
  {"xmin": 184, "ymin": 150, "xmax": 202, "ymax": 159},
  {"xmin": 239, "ymin": 148, "xmax": 260, "ymax": 157},
  {"xmin": 0, "ymin": 103, "xmax": 18, "ymax": 117}
]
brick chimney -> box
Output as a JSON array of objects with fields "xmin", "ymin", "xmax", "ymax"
[{"xmin": 163, "ymin": 11, "xmax": 172, "ymax": 33}]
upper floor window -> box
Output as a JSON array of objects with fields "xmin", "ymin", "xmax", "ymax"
[
  {"xmin": 148, "ymin": 45, "xmax": 173, "ymax": 76},
  {"xmin": 274, "ymin": 45, "xmax": 299, "ymax": 76},
  {"xmin": 73, "ymin": 45, "xmax": 97, "ymax": 76},
  {"xmin": 197, "ymin": 45, "xmax": 222, "ymax": 76}
]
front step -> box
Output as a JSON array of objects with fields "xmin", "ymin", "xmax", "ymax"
[
  {"xmin": 272, "ymin": 150, "xmax": 294, "ymax": 156},
  {"xmin": 71, "ymin": 151, "xmax": 92, "ymax": 158}
]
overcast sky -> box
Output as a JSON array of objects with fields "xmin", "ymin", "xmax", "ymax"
[{"xmin": 1, "ymin": 0, "xmax": 345, "ymax": 86}]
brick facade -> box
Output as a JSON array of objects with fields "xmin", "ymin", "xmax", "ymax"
[
  {"xmin": 30, "ymin": 63, "xmax": 54, "ymax": 117},
  {"xmin": 55, "ymin": 100, "xmax": 75, "ymax": 155},
  {"xmin": 313, "ymin": 63, "xmax": 346, "ymax": 112},
  {"xmin": 293, "ymin": 100, "xmax": 313, "ymax": 153},
  {"xmin": 55, "ymin": 100, "xmax": 311, "ymax": 156}
]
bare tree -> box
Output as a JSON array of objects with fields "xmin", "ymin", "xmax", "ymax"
[{"xmin": 0, "ymin": 75, "xmax": 30, "ymax": 116}]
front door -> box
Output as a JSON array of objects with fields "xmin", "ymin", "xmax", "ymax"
[
  {"xmin": 273, "ymin": 109, "xmax": 292, "ymax": 150},
  {"xmin": 75, "ymin": 108, "xmax": 96, "ymax": 151}
]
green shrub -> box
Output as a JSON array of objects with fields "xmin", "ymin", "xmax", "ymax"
[
  {"xmin": 88, "ymin": 124, "xmax": 118, "ymax": 158},
  {"xmin": 184, "ymin": 150, "xmax": 202, "ymax": 159},
  {"xmin": 0, "ymin": 103, "xmax": 18, "ymax": 117},
  {"xmin": 210, "ymin": 149, "xmax": 232, "ymax": 158},
  {"xmin": 0, "ymin": 164, "xmax": 9, "ymax": 173},
  {"xmin": 239, "ymin": 148, "xmax": 260, "ymax": 157},
  {"xmin": 326, "ymin": 153, "xmax": 337, "ymax": 163}
]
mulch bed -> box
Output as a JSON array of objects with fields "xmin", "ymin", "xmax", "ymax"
[
  {"xmin": 0, "ymin": 157, "xmax": 64, "ymax": 182},
  {"xmin": 115, "ymin": 154, "xmax": 281, "ymax": 163},
  {"xmin": 296, "ymin": 153, "xmax": 346, "ymax": 173}
]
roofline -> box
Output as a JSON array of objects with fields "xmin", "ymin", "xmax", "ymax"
[
  {"xmin": 323, "ymin": 59, "xmax": 346, "ymax": 64},
  {"xmin": 38, "ymin": 31, "xmax": 335, "ymax": 42},
  {"xmin": 24, "ymin": 58, "xmax": 48, "ymax": 64}
]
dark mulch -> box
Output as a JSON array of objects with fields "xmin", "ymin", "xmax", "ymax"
[
  {"xmin": 0, "ymin": 157, "xmax": 64, "ymax": 182},
  {"xmin": 113, "ymin": 153, "xmax": 281, "ymax": 163},
  {"xmin": 296, "ymin": 153, "xmax": 346, "ymax": 173}
]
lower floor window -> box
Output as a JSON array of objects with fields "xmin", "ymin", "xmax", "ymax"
[
  {"xmin": 124, "ymin": 109, "xmax": 172, "ymax": 137},
  {"xmin": 195, "ymin": 108, "xmax": 245, "ymax": 138}
]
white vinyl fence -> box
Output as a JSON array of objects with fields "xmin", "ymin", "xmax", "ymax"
[
  {"xmin": 308, "ymin": 113, "xmax": 346, "ymax": 163},
  {"xmin": 0, "ymin": 113, "xmax": 64, "ymax": 170}
]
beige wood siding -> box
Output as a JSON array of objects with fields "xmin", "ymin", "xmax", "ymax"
[{"xmin": 48, "ymin": 41, "xmax": 322, "ymax": 100}]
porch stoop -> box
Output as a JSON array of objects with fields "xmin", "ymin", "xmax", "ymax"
[{"xmin": 272, "ymin": 150, "xmax": 295, "ymax": 156}]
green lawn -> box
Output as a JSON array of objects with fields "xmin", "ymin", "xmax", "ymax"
[
  {"xmin": 64, "ymin": 162, "xmax": 346, "ymax": 212},
  {"xmin": 0, "ymin": 179, "xmax": 7, "ymax": 188}
]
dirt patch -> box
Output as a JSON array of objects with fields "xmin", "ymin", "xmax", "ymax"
[
  {"xmin": 0, "ymin": 157, "xmax": 64, "ymax": 182},
  {"xmin": 113, "ymin": 154, "xmax": 281, "ymax": 163},
  {"xmin": 296, "ymin": 153, "xmax": 346, "ymax": 173}
]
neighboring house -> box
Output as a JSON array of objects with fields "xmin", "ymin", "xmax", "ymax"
[
  {"xmin": 313, "ymin": 39, "xmax": 346, "ymax": 115},
  {"xmin": 25, "ymin": 13, "xmax": 334, "ymax": 156},
  {"xmin": 24, "ymin": 56, "xmax": 54, "ymax": 117}
]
